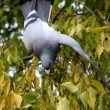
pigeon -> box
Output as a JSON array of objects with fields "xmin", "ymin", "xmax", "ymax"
[{"xmin": 19, "ymin": 0, "xmax": 110, "ymax": 90}]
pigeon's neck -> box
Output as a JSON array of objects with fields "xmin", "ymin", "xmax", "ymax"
[
  {"xmin": 40, "ymin": 48, "xmax": 54, "ymax": 69},
  {"xmin": 40, "ymin": 48, "xmax": 55, "ymax": 62},
  {"xmin": 41, "ymin": 48, "xmax": 53, "ymax": 57}
]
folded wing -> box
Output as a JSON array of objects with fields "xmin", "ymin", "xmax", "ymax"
[{"xmin": 20, "ymin": 0, "xmax": 54, "ymax": 22}]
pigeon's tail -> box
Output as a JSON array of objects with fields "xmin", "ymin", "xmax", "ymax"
[
  {"xmin": 55, "ymin": 32, "xmax": 91, "ymax": 62},
  {"xmin": 55, "ymin": 31, "xmax": 110, "ymax": 91},
  {"xmin": 20, "ymin": 0, "xmax": 54, "ymax": 22}
]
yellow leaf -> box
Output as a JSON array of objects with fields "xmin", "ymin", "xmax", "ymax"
[
  {"xmin": 57, "ymin": 97, "xmax": 70, "ymax": 110},
  {"xmin": 44, "ymin": 77, "xmax": 50, "ymax": 87},
  {"xmin": 0, "ymin": 101, "xmax": 3, "ymax": 110},
  {"xmin": 30, "ymin": 68, "xmax": 36, "ymax": 81},
  {"xmin": 96, "ymin": 32, "xmax": 105, "ymax": 59},
  {"xmin": 25, "ymin": 68, "xmax": 30, "ymax": 80},
  {"xmin": 7, "ymin": 54, "xmax": 13, "ymax": 65},
  {"xmin": 104, "ymin": 36, "xmax": 110, "ymax": 52},
  {"xmin": 7, "ymin": 93, "xmax": 14, "ymax": 106},
  {"xmin": 0, "ymin": 60, "xmax": 5, "ymax": 70},
  {"xmin": 61, "ymin": 82, "xmax": 79, "ymax": 93},
  {"xmin": 32, "ymin": 56, "xmax": 38, "ymax": 66},
  {"xmin": 33, "ymin": 76, "xmax": 39, "ymax": 89},
  {"xmin": 3, "ymin": 79, "xmax": 10, "ymax": 97},
  {"xmin": 0, "ymin": 73, "xmax": 4, "ymax": 86},
  {"xmin": 80, "ymin": 91, "xmax": 87, "ymax": 109},
  {"xmin": 0, "ymin": 100, "xmax": 5, "ymax": 110},
  {"xmin": 100, "ymin": 32, "xmax": 105, "ymax": 44},
  {"xmin": 90, "ymin": 79, "xmax": 106, "ymax": 93},
  {"xmin": 19, "ymin": 75, "xmax": 26, "ymax": 89},
  {"xmin": 26, "ymin": 68, "xmax": 36, "ymax": 81},
  {"xmin": 69, "ymin": 27, "xmax": 75, "ymax": 36},
  {"xmin": 40, "ymin": 102, "xmax": 46, "ymax": 110},
  {"xmin": 74, "ymin": 72, "xmax": 80, "ymax": 83},
  {"xmin": 13, "ymin": 93, "xmax": 22, "ymax": 108},
  {"xmin": 86, "ymin": 87, "xmax": 97, "ymax": 109},
  {"xmin": 47, "ymin": 86, "xmax": 55, "ymax": 107},
  {"xmin": 64, "ymin": 18, "xmax": 71, "ymax": 32},
  {"xmin": 68, "ymin": 18, "xmax": 75, "ymax": 36},
  {"xmin": 86, "ymin": 27, "xmax": 109, "ymax": 33},
  {"xmin": 70, "ymin": 96, "xmax": 80, "ymax": 110},
  {"xmin": 76, "ymin": 24, "xmax": 82, "ymax": 35},
  {"xmin": 96, "ymin": 42, "xmax": 104, "ymax": 59}
]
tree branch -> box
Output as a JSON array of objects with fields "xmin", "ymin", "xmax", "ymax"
[{"xmin": 52, "ymin": 6, "xmax": 66, "ymax": 23}]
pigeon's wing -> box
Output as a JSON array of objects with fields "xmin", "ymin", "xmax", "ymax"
[
  {"xmin": 20, "ymin": 0, "xmax": 54, "ymax": 22},
  {"xmin": 20, "ymin": 0, "xmax": 32, "ymax": 18},
  {"xmin": 35, "ymin": 0, "xmax": 54, "ymax": 22},
  {"xmin": 54, "ymin": 31, "xmax": 91, "ymax": 62}
]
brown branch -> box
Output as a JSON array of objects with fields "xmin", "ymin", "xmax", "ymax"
[
  {"xmin": 90, "ymin": 62, "xmax": 110, "ymax": 91},
  {"xmin": 52, "ymin": 7, "xmax": 110, "ymax": 23},
  {"xmin": 52, "ymin": 6, "xmax": 66, "ymax": 23}
]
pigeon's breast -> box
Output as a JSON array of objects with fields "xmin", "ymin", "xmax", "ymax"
[
  {"xmin": 24, "ymin": 19, "xmax": 59, "ymax": 58},
  {"xmin": 33, "ymin": 39, "xmax": 59, "ymax": 58}
]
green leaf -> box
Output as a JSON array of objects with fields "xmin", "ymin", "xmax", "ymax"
[
  {"xmin": 90, "ymin": 79, "xmax": 106, "ymax": 93},
  {"xmin": 13, "ymin": 92, "xmax": 22, "ymax": 108},
  {"xmin": 96, "ymin": 42, "xmax": 104, "ymax": 59},
  {"xmin": 80, "ymin": 91, "xmax": 88, "ymax": 109},
  {"xmin": 57, "ymin": 96, "xmax": 70, "ymax": 110},
  {"xmin": 105, "ymin": 0, "xmax": 110, "ymax": 11},
  {"xmin": 76, "ymin": 24, "xmax": 82, "ymax": 35},
  {"xmin": 23, "ymin": 91, "xmax": 38, "ymax": 103},
  {"xmin": 61, "ymin": 82, "xmax": 79, "ymax": 93},
  {"xmin": 104, "ymin": 36, "xmax": 110, "ymax": 52},
  {"xmin": 3, "ymin": 79, "xmax": 10, "ymax": 97},
  {"xmin": 86, "ymin": 87, "xmax": 97, "ymax": 109},
  {"xmin": 47, "ymin": 86, "xmax": 55, "ymax": 107},
  {"xmin": 0, "ymin": 60, "xmax": 5, "ymax": 71},
  {"xmin": 7, "ymin": 54, "xmax": 13, "ymax": 65},
  {"xmin": 86, "ymin": 27, "xmax": 109, "ymax": 33}
]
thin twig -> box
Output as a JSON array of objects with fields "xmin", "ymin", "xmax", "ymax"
[
  {"xmin": 84, "ymin": 5, "xmax": 96, "ymax": 17},
  {"xmin": 0, "ymin": 1, "xmax": 19, "ymax": 8},
  {"xmin": 52, "ymin": 6, "xmax": 66, "ymax": 23},
  {"xmin": 91, "ymin": 62, "xmax": 110, "ymax": 91},
  {"xmin": 22, "ymin": 54, "xmax": 33, "ymax": 61}
]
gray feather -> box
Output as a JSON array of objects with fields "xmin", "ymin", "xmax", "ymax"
[
  {"xmin": 20, "ymin": 1, "xmax": 31, "ymax": 18},
  {"xmin": 23, "ymin": 18, "xmax": 59, "ymax": 69},
  {"xmin": 35, "ymin": 0, "xmax": 52, "ymax": 22},
  {"xmin": 20, "ymin": 0, "xmax": 53, "ymax": 22},
  {"xmin": 53, "ymin": 31, "xmax": 91, "ymax": 62}
]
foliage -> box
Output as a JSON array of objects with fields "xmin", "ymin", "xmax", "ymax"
[{"xmin": 0, "ymin": 0, "xmax": 110, "ymax": 109}]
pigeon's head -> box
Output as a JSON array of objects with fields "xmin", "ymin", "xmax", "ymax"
[{"xmin": 40, "ymin": 49, "xmax": 54, "ymax": 70}]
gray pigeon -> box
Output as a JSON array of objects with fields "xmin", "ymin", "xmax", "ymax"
[{"xmin": 20, "ymin": 0, "xmax": 110, "ymax": 90}]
